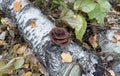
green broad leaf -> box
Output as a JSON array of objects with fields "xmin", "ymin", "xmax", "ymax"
[
  {"xmin": 14, "ymin": 57, "xmax": 24, "ymax": 70},
  {"xmin": 12, "ymin": 44, "xmax": 20, "ymax": 52},
  {"xmin": 53, "ymin": 0, "xmax": 60, "ymax": 4},
  {"xmin": 81, "ymin": 3, "xmax": 96, "ymax": 13},
  {"xmin": 9, "ymin": 30, "xmax": 15, "ymax": 38},
  {"xmin": 97, "ymin": 0, "xmax": 111, "ymax": 12},
  {"xmin": 0, "ymin": 57, "xmax": 24, "ymax": 73},
  {"xmin": 53, "ymin": 0, "xmax": 67, "ymax": 8},
  {"xmin": 88, "ymin": 3, "xmax": 106, "ymax": 24},
  {"xmin": 0, "ymin": 58, "xmax": 15, "ymax": 74},
  {"xmin": 60, "ymin": 9, "xmax": 76, "ymax": 29},
  {"xmin": 59, "ymin": 1, "xmax": 67, "ymax": 8},
  {"xmin": 74, "ymin": 0, "xmax": 96, "ymax": 13},
  {"xmin": 61, "ymin": 9, "xmax": 87, "ymax": 41},
  {"xmin": 0, "ymin": 60, "xmax": 14, "ymax": 72},
  {"xmin": 34, "ymin": 73, "xmax": 42, "ymax": 76},
  {"xmin": 74, "ymin": 0, "xmax": 82, "ymax": 10},
  {"xmin": 75, "ymin": 15, "xmax": 87, "ymax": 41}
]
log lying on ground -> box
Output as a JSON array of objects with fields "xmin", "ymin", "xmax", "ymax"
[{"xmin": 0, "ymin": 0, "xmax": 98, "ymax": 76}]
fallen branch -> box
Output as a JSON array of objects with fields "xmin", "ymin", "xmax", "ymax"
[{"xmin": 0, "ymin": 0, "xmax": 98, "ymax": 76}]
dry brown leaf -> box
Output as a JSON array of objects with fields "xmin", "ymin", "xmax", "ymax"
[
  {"xmin": 83, "ymin": 43, "xmax": 91, "ymax": 50},
  {"xmin": 24, "ymin": 64, "xmax": 29, "ymax": 69},
  {"xmin": 31, "ymin": 21, "xmax": 36, "ymax": 28},
  {"xmin": 112, "ymin": 9, "xmax": 120, "ymax": 15},
  {"xmin": 61, "ymin": 52, "xmax": 72, "ymax": 63},
  {"xmin": 89, "ymin": 34, "xmax": 99, "ymax": 48},
  {"xmin": 0, "ymin": 40, "xmax": 6, "ymax": 46},
  {"xmin": 111, "ymin": 37, "xmax": 117, "ymax": 43},
  {"xmin": 28, "ymin": 54, "xmax": 37, "ymax": 65},
  {"xmin": 17, "ymin": 45, "xmax": 27, "ymax": 55},
  {"xmin": 23, "ymin": 72, "xmax": 34, "ymax": 76},
  {"xmin": 106, "ymin": 69, "xmax": 115, "ymax": 76},
  {"xmin": 114, "ymin": 32, "xmax": 120, "ymax": 41},
  {"xmin": 13, "ymin": 1, "xmax": 22, "ymax": 12},
  {"xmin": 52, "ymin": 13, "xmax": 59, "ymax": 18}
]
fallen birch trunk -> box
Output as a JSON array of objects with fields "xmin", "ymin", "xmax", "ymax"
[{"xmin": 0, "ymin": 0, "xmax": 98, "ymax": 76}]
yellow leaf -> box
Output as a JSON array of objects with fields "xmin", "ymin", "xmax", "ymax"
[
  {"xmin": 111, "ymin": 37, "xmax": 117, "ymax": 43},
  {"xmin": 114, "ymin": 31, "xmax": 120, "ymax": 41},
  {"xmin": 61, "ymin": 52, "xmax": 72, "ymax": 63},
  {"xmin": 13, "ymin": 1, "xmax": 21, "ymax": 12},
  {"xmin": 52, "ymin": 13, "xmax": 59, "ymax": 18},
  {"xmin": 17, "ymin": 45, "xmax": 27, "ymax": 55},
  {"xmin": 106, "ymin": 69, "xmax": 115, "ymax": 76},
  {"xmin": 23, "ymin": 72, "xmax": 34, "ymax": 76},
  {"xmin": 89, "ymin": 34, "xmax": 98, "ymax": 48},
  {"xmin": 82, "ymin": 42, "xmax": 91, "ymax": 50},
  {"xmin": 108, "ymin": 70, "xmax": 115, "ymax": 76}
]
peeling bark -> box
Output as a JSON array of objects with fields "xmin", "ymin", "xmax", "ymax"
[{"xmin": 0, "ymin": 0, "xmax": 98, "ymax": 76}]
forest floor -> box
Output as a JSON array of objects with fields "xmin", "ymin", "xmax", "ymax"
[{"xmin": 0, "ymin": 0, "xmax": 120, "ymax": 76}]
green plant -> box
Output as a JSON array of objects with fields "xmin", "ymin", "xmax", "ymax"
[{"xmin": 56, "ymin": 0, "xmax": 111, "ymax": 41}]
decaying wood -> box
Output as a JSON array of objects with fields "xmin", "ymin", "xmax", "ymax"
[{"xmin": 0, "ymin": 0, "xmax": 98, "ymax": 76}]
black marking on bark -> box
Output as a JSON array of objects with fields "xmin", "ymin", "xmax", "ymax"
[
  {"xmin": 41, "ymin": 34, "xmax": 49, "ymax": 41},
  {"xmin": 24, "ymin": 18, "xmax": 37, "ymax": 29},
  {"xmin": 18, "ymin": 3, "xmax": 33, "ymax": 14}
]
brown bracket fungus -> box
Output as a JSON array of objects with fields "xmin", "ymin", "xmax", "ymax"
[{"xmin": 49, "ymin": 27, "xmax": 70, "ymax": 47}]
